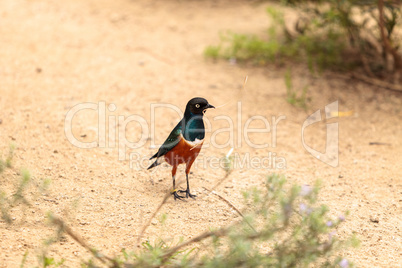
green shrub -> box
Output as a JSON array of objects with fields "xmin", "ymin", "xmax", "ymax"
[
  {"xmin": 1, "ymin": 149, "xmax": 357, "ymax": 267},
  {"xmin": 205, "ymin": 1, "xmax": 402, "ymax": 80},
  {"xmin": 204, "ymin": 7, "xmax": 348, "ymax": 71},
  {"xmin": 284, "ymin": 69, "xmax": 309, "ymax": 110},
  {"xmin": 105, "ymin": 174, "xmax": 357, "ymax": 267}
]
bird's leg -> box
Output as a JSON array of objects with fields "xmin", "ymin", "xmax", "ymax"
[
  {"xmin": 178, "ymin": 161, "xmax": 197, "ymax": 199},
  {"xmin": 186, "ymin": 173, "xmax": 197, "ymax": 199},
  {"xmin": 179, "ymin": 173, "xmax": 196, "ymax": 199},
  {"xmin": 171, "ymin": 166, "xmax": 184, "ymax": 200}
]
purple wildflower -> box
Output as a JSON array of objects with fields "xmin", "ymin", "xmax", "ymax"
[
  {"xmin": 299, "ymin": 203, "xmax": 312, "ymax": 215},
  {"xmin": 339, "ymin": 258, "xmax": 349, "ymax": 268},
  {"xmin": 300, "ymin": 184, "xmax": 312, "ymax": 196},
  {"xmin": 300, "ymin": 203, "xmax": 307, "ymax": 212},
  {"xmin": 328, "ymin": 231, "xmax": 336, "ymax": 242}
]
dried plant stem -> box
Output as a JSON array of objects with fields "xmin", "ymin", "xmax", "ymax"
[
  {"xmin": 161, "ymin": 227, "xmax": 229, "ymax": 262},
  {"xmin": 160, "ymin": 224, "xmax": 283, "ymax": 264},
  {"xmin": 203, "ymin": 172, "xmax": 231, "ymax": 199},
  {"xmin": 352, "ymin": 73, "xmax": 402, "ymax": 92},
  {"xmin": 136, "ymin": 190, "xmax": 172, "ymax": 247},
  {"xmin": 206, "ymin": 189, "xmax": 257, "ymax": 233},
  {"xmin": 49, "ymin": 215, "xmax": 115, "ymax": 265},
  {"xmin": 334, "ymin": 73, "xmax": 402, "ymax": 92},
  {"xmin": 378, "ymin": 0, "xmax": 402, "ymax": 72}
]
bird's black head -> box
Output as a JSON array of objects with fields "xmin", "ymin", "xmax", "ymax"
[{"xmin": 185, "ymin": 97, "xmax": 215, "ymax": 116}]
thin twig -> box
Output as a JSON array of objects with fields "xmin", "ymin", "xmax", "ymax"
[
  {"xmin": 49, "ymin": 215, "xmax": 115, "ymax": 265},
  {"xmin": 378, "ymin": 0, "xmax": 402, "ymax": 71},
  {"xmin": 160, "ymin": 224, "xmax": 283, "ymax": 264},
  {"xmin": 369, "ymin": 142, "xmax": 391, "ymax": 146},
  {"xmin": 203, "ymin": 171, "xmax": 232, "ymax": 199},
  {"xmin": 334, "ymin": 73, "xmax": 402, "ymax": 92},
  {"xmin": 359, "ymin": 53, "xmax": 375, "ymax": 78},
  {"xmin": 351, "ymin": 72, "xmax": 402, "ymax": 92},
  {"xmin": 161, "ymin": 228, "xmax": 229, "ymax": 262},
  {"xmin": 136, "ymin": 190, "xmax": 172, "ymax": 247},
  {"xmin": 208, "ymin": 190, "xmax": 257, "ymax": 233}
]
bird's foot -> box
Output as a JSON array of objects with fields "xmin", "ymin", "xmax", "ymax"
[
  {"xmin": 171, "ymin": 189, "xmax": 185, "ymax": 200},
  {"xmin": 178, "ymin": 189, "xmax": 197, "ymax": 199}
]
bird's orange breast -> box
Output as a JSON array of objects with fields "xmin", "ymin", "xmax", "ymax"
[{"xmin": 164, "ymin": 135, "xmax": 203, "ymax": 166}]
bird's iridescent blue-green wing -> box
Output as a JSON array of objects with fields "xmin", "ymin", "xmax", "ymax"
[{"xmin": 150, "ymin": 121, "xmax": 182, "ymax": 160}]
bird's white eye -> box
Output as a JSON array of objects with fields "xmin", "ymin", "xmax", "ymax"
[{"xmin": 195, "ymin": 104, "xmax": 200, "ymax": 108}]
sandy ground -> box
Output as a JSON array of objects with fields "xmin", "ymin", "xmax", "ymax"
[{"xmin": 0, "ymin": 0, "xmax": 401, "ymax": 267}]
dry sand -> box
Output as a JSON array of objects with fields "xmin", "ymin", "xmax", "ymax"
[{"xmin": 0, "ymin": 0, "xmax": 401, "ymax": 267}]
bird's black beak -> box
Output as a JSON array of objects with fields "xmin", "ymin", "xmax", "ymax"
[{"xmin": 206, "ymin": 104, "xmax": 215, "ymax": 109}]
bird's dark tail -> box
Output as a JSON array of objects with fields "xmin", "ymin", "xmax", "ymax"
[
  {"xmin": 149, "ymin": 152, "xmax": 158, "ymax": 160},
  {"xmin": 147, "ymin": 159, "xmax": 160, "ymax": 170}
]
